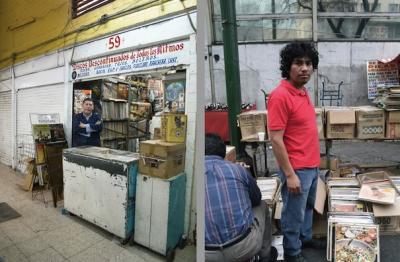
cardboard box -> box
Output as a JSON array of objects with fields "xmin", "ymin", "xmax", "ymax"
[
  {"xmin": 386, "ymin": 110, "xmax": 400, "ymax": 138},
  {"xmin": 225, "ymin": 146, "xmax": 236, "ymax": 162},
  {"xmin": 314, "ymin": 176, "xmax": 327, "ymax": 215},
  {"xmin": 319, "ymin": 154, "xmax": 339, "ymax": 170},
  {"xmin": 373, "ymin": 197, "xmax": 400, "ymax": 234},
  {"xmin": 161, "ymin": 113, "xmax": 187, "ymax": 143},
  {"xmin": 238, "ymin": 110, "xmax": 267, "ymax": 141},
  {"xmin": 325, "ymin": 107, "xmax": 356, "ymax": 139},
  {"xmin": 315, "ymin": 107, "xmax": 325, "ymax": 139},
  {"xmin": 355, "ymin": 106, "xmax": 385, "ymax": 139},
  {"xmin": 139, "ymin": 140, "xmax": 185, "ymax": 179}
]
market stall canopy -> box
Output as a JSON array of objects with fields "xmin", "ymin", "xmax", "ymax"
[{"xmin": 378, "ymin": 54, "xmax": 400, "ymax": 64}]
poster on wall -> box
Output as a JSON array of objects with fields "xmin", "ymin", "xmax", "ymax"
[
  {"xmin": 74, "ymin": 89, "xmax": 92, "ymax": 114},
  {"xmin": 32, "ymin": 124, "xmax": 66, "ymax": 143},
  {"xmin": 367, "ymin": 60, "xmax": 399, "ymax": 99},
  {"xmin": 164, "ymin": 80, "xmax": 186, "ymax": 113}
]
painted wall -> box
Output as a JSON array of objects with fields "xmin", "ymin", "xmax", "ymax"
[
  {"xmin": 207, "ymin": 42, "xmax": 400, "ymax": 108},
  {"xmin": 0, "ymin": 0, "xmax": 196, "ymax": 69}
]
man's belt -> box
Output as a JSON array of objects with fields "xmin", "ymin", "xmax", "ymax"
[{"xmin": 205, "ymin": 227, "xmax": 251, "ymax": 251}]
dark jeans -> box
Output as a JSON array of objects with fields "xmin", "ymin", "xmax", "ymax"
[{"xmin": 278, "ymin": 168, "xmax": 318, "ymax": 256}]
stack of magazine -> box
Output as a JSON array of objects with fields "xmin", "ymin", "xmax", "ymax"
[
  {"xmin": 358, "ymin": 172, "xmax": 398, "ymax": 205},
  {"xmin": 327, "ymin": 213, "xmax": 379, "ymax": 262},
  {"xmin": 256, "ymin": 177, "xmax": 279, "ymax": 204},
  {"xmin": 326, "ymin": 177, "xmax": 380, "ymax": 261}
]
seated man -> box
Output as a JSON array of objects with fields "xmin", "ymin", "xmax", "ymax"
[{"xmin": 205, "ymin": 133, "xmax": 276, "ymax": 262}]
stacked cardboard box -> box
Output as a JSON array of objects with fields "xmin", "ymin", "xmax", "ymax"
[
  {"xmin": 139, "ymin": 113, "xmax": 187, "ymax": 179},
  {"xmin": 237, "ymin": 110, "xmax": 267, "ymax": 141},
  {"xmin": 138, "ymin": 140, "xmax": 185, "ymax": 179},
  {"xmin": 325, "ymin": 107, "xmax": 356, "ymax": 139},
  {"xmin": 355, "ymin": 106, "xmax": 385, "ymax": 139},
  {"xmin": 386, "ymin": 110, "xmax": 400, "ymax": 138},
  {"xmin": 161, "ymin": 113, "xmax": 187, "ymax": 143}
]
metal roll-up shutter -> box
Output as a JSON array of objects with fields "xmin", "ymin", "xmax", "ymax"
[
  {"xmin": 0, "ymin": 91, "xmax": 12, "ymax": 166},
  {"xmin": 16, "ymin": 84, "xmax": 65, "ymax": 170}
]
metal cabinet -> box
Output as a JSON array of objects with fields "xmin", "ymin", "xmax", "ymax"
[
  {"xmin": 63, "ymin": 146, "xmax": 139, "ymax": 241},
  {"xmin": 134, "ymin": 173, "xmax": 186, "ymax": 257}
]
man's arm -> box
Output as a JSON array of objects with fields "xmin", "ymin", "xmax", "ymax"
[
  {"xmin": 72, "ymin": 115, "xmax": 85, "ymax": 134},
  {"xmin": 87, "ymin": 114, "xmax": 103, "ymax": 132},
  {"xmin": 270, "ymin": 130, "xmax": 301, "ymax": 194}
]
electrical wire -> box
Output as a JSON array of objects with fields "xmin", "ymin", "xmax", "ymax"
[
  {"xmin": 179, "ymin": 0, "xmax": 197, "ymax": 33},
  {"xmin": 0, "ymin": 0, "xmax": 189, "ymax": 65}
]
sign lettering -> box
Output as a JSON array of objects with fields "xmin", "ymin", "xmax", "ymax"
[{"xmin": 71, "ymin": 41, "xmax": 188, "ymax": 80}]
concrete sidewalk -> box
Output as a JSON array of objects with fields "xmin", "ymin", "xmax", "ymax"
[{"xmin": 0, "ymin": 164, "xmax": 195, "ymax": 262}]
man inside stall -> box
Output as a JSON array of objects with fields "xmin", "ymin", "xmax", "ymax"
[
  {"xmin": 205, "ymin": 133, "xmax": 276, "ymax": 262},
  {"xmin": 72, "ymin": 98, "xmax": 103, "ymax": 147}
]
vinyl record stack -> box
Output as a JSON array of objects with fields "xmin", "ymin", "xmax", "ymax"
[{"xmin": 326, "ymin": 176, "xmax": 380, "ymax": 262}]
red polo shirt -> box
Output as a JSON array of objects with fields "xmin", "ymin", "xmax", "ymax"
[{"xmin": 267, "ymin": 80, "xmax": 320, "ymax": 169}]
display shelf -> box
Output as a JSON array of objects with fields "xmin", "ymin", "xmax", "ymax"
[
  {"xmin": 103, "ymin": 119, "xmax": 129, "ymax": 122},
  {"xmin": 323, "ymin": 138, "xmax": 400, "ymax": 169},
  {"xmin": 101, "ymin": 137, "xmax": 126, "ymax": 141},
  {"xmin": 102, "ymin": 98, "xmax": 128, "ymax": 103}
]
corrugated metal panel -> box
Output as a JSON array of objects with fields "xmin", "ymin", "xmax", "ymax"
[
  {"xmin": 16, "ymin": 84, "xmax": 65, "ymax": 171},
  {"xmin": 0, "ymin": 91, "xmax": 12, "ymax": 166},
  {"xmin": 17, "ymin": 84, "xmax": 65, "ymax": 136}
]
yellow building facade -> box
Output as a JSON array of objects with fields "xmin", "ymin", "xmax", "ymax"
[{"xmin": 0, "ymin": 0, "xmax": 196, "ymax": 69}]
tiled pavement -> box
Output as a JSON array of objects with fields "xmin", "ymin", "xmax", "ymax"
[{"xmin": 0, "ymin": 164, "xmax": 196, "ymax": 262}]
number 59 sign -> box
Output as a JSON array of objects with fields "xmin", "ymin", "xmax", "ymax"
[{"xmin": 107, "ymin": 35, "xmax": 122, "ymax": 50}]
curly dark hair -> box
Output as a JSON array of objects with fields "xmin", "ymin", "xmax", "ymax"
[
  {"xmin": 205, "ymin": 133, "xmax": 226, "ymax": 158},
  {"xmin": 280, "ymin": 42, "xmax": 319, "ymax": 79}
]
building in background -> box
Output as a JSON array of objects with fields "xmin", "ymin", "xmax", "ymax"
[
  {"xmin": 205, "ymin": 0, "xmax": 400, "ymax": 110},
  {"xmin": 0, "ymin": 0, "xmax": 197, "ymax": 242}
]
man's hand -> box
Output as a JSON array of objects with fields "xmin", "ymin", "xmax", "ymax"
[
  {"xmin": 79, "ymin": 122, "xmax": 86, "ymax": 128},
  {"xmin": 286, "ymin": 174, "xmax": 301, "ymax": 194}
]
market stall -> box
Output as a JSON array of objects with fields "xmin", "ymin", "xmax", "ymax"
[{"xmin": 61, "ymin": 37, "xmax": 194, "ymax": 259}]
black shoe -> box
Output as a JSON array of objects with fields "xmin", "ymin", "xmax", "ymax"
[
  {"xmin": 284, "ymin": 253, "xmax": 307, "ymax": 262},
  {"xmin": 268, "ymin": 246, "xmax": 278, "ymax": 262},
  {"xmin": 301, "ymin": 238, "xmax": 326, "ymax": 249},
  {"xmin": 258, "ymin": 246, "xmax": 278, "ymax": 262}
]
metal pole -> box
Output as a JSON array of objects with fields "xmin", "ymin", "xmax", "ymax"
[
  {"xmin": 312, "ymin": 0, "xmax": 319, "ymax": 105},
  {"xmin": 220, "ymin": 0, "xmax": 242, "ymax": 151},
  {"xmin": 272, "ymin": 0, "xmax": 276, "ymax": 39}
]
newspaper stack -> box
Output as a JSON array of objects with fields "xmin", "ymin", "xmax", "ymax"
[
  {"xmin": 328, "ymin": 179, "xmax": 366, "ymax": 213},
  {"xmin": 256, "ymin": 178, "xmax": 279, "ymax": 204},
  {"xmin": 373, "ymin": 86, "xmax": 400, "ymax": 110}
]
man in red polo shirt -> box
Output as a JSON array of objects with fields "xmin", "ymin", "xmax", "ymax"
[{"xmin": 268, "ymin": 42, "xmax": 322, "ymax": 262}]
